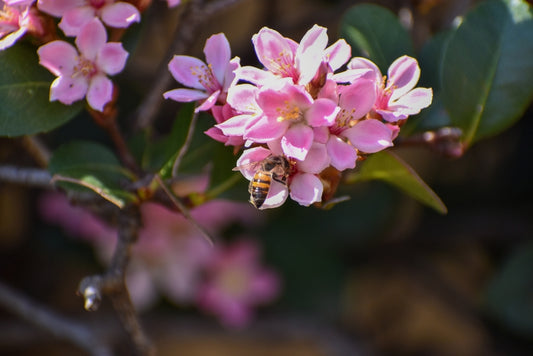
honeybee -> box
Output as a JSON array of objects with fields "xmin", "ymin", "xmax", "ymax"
[{"xmin": 234, "ymin": 155, "xmax": 291, "ymax": 209}]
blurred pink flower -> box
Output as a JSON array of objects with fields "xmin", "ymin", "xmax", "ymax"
[
  {"xmin": 0, "ymin": 0, "xmax": 43, "ymax": 50},
  {"xmin": 165, "ymin": 0, "xmax": 180, "ymax": 8},
  {"xmin": 197, "ymin": 240, "xmax": 280, "ymax": 328},
  {"xmin": 37, "ymin": 0, "xmax": 140, "ymax": 37},
  {"xmin": 38, "ymin": 189, "xmax": 276, "ymax": 324},
  {"xmin": 37, "ymin": 18, "xmax": 128, "ymax": 111}
]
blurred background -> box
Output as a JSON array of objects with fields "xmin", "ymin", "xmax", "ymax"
[{"xmin": 1, "ymin": 0, "xmax": 532, "ymax": 355}]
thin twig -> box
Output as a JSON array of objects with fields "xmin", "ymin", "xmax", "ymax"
[
  {"xmin": 133, "ymin": 0, "xmax": 246, "ymax": 130},
  {"xmin": 78, "ymin": 205, "xmax": 155, "ymax": 356},
  {"xmin": 20, "ymin": 136, "xmax": 51, "ymax": 167},
  {"xmin": 172, "ymin": 111, "xmax": 199, "ymax": 177},
  {"xmin": 155, "ymin": 174, "xmax": 215, "ymax": 246},
  {"xmin": 0, "ymin": 165, "xmax": 52, "ymax": 187},
  {"xmin": 0, "ymin": 280, "xmax": 113, "ymax": 356}
]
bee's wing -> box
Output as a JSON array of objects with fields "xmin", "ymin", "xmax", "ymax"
[{"xmin": 233, "ymin": 160, "xmax": 261, "ymax": 181}]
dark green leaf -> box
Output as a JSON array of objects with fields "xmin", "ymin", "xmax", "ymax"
[
  {"xmin": 442, "ymin": 0, "xmax": 533, "ymax": 146},
  {"xmin": 485, "ymin": 241, "xmax": 533, "ymax": 336},
  {"xmin": 49, "ymin": 141, "xmax": 137, "ymax": 207},
  {"xmin": 0, "ymin": 44, "xmax": 83, "ymax": 137},
  {"xmin": 157, "ymin": 102, "xmax": 196, "ymax": 178},
  {"xmin": 346, "ymin": 151, "xmax": 447, "ymax": 214},
  {"xmin": 340, "ymin": 3, "xmax": 415, "ymax": 72}
]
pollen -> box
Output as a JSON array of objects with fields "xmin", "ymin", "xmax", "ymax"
[
  {"xmin": 73, "ymin": 57, "xmax": 96, "ymax": 78},
  {"xmin": 275, "ymin": 101, "xmax": 302, "ymax": 122}
]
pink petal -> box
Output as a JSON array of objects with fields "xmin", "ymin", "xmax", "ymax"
[
  {"xmin": 204, "ymin": 33, "xmax": 230, "ymax": 85},
  {"xmin": 59, "ymin": 6, "xmax": 95, "ymax": 37},
  {"xmin": 76, "ymin": 18, "xmax": 106, "ymax": 61},
  {"xmin": 296, "ymin": 142, "xmax": 330, "ymax": 174},
  {"xmin": 281, "ymin": 124, "xmax": 313, "ymax": 160},
  {"xmin": 252, "ymin": 27, "xmax": 295, "ymax": 76},
  {"xmin": 324, "ymin": 39, "xmax": 351, "ymax": 71},
  {"xmin": 326, "ymin": 136, "xmax": 357, "ymax": 171},
  {"xmin": 163, "ymin": 88, "xmax": 209, "ymax": 102},
  {"xmin": 289, "ymin": 173, "xmax": 323, "ymax": 206},
  {"xmin": 96, "ymin": 42, "xmax": 128, "ymax": 75},
  {"xmin": 338, "ymin": 79, "xmax": 376, "ymax": 119},
  {"xmin": 50, "ymin": 75, "xmax": 88, "ymax": 105},
  {"xmin": 248, "ymin": 269, "xmax": 280, "ymax": 301},
  {"xmin": 305, "ymin": 98, "xmax": 339, "ymax": 127},
  {"xmin": 391, "ymin": 87, "xmax": 433, "ymax": 113},
  {"xmin": 234, "ymin": 65, "xmax": 277, "ymax": 86},
  {"xmin": 257, "ymin": 82, "xmax": 312, "ymax": 118},
  {"xmin": 215, "ymin": 114, "xmax": 255, "ymax": 137},
  {"xmin": 0, "ymin": 27, "xmax": 27, "ymax": 51},
  {"xmin": 168, "ymin": 55, "xmax": 206, "ymax": 90},
  {"xmin": 37, "ymin": 0, "xmax": 83, "ymax": 17},
  {"xmin": 101, "ymin": 2, "xmax": 140, "ymax": 28},
  {"xmin": 295, "ymin": 24, "xmax": 328, "ymax": 85},
  {"xmin": 347, "ymin": 57, "xmax": 382, "ymax": 84},
  {"xmin": 235, "ymin": 147, "xmax": 271, "ymax": 180},
  {"xmin": 195, "ymin": 90, "xmax": 220, "ymax": 112},
  {"xmin": 387, "ymin": 55, "xmax": 420, "ymax": 100},
  {"xmin": 37, "ymin": 40, "xmax": 77, "ymax": 76},
  {"xmin": 222, "ymin": 57, "xmax": 240, "ymax": 92},
  {"xmin": 313, "ymin": 126, "xmax": 330, "ymax": 144},
  {"xmin": 343, "ymin": 119, "xmax": 393, "ymax": 153},
  {"xmin": 260, "ymin": 181, "xmax": 289, "ymax": 210},
  {"xmin": 86, "ymin": 74, "xmax": 113, "ymax": 111},
  {"xmin": 245, "ymin": 117, "xmax": 288, "ymax": 143},
  {"xmin": 226, "ymin": 84, "xmax": 258, "ymax": 113}
]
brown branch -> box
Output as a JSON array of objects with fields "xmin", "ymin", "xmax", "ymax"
[
  {"xmin": 396, "ymin": 127, "xmax": 465, "ymax": 158},
  {"xmin": 0, "ymin": 280, "xmax": 113, "ymax": 356},
  {"xmin": 78, "ymin": 205, "xmax": 155, "ymax": 356},
  {"xmin": 133, "ymin": 0, "xmax": 247, "ymax": 131},
  {"xmin": 20, "ymin": 136, "xmax": 51, "ymax": 167}
]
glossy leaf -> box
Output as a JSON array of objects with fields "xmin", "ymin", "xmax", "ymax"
[
  {"xmin": 0, "ymin": 44, "xmax": 83, "ymax": 137},
  {"xmin": 49, "ymin": 141, "xmax": 137, "ymax": 208},
  {"xmin": 340, "ymin": 3, "xmax": 414, "ymax": 72},
  {"xmin": 442, "ymin": 0, "xmax": 533, "ymax": 146},
  {"xmin": 346, "ymin": 151, "xmax": 447, "ymax": 214}
]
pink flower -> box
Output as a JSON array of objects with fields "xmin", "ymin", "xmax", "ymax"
[
  {"xmin": 164, "ymin": 33, "xmax": 240, "ymax": 112},
  {"xmin": 37, "ymin": 18, "xmax": 128, "ymax": 111},
  {"xmin": 0, "ymin": 0, "xmax": 42, "ymax": 50},
  {"xmin": 37, "ymin": 0, "xmax": 140, "ymax": 37},
  {"xmin": 165, "ymin": 0, "xmax": 180, "ymax": 7},
  {"xmin": 348, "ymin": 55, "xmax": 433, "ymax": 122},
  {"xmin": 244, "ymin": 80, "xmax": 339, "ymax": 160},
  {"xmin": 197, "ymin": 240, "xmax": 280, "ymax": 328},
  {"xmin": 235, "ymin": 146, "xmax": 327, "ymax": 208}
]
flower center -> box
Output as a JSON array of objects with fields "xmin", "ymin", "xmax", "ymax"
[
  {"xmin": 89, "ymin": 0, "xmax": 107, "ymax": 9},
  {"xmin": 0, "ymin": 6, "xmax": 20, "ymax": 33},
  {"xmin": 73, "ymin": 56, "xmax": 97, "ymax": 79},
  {"xmin": 190, "ymin": 63, "xmax": 220, "ymax": 93},
  {"xmin": 276, "ymin": 100, "xmax": 303, "ymax": 123},
  {"xmin": 218, "ymin": 267, "xmax": 249, "ymax": 297},
  {"xmin": 268, "ymin": 50, "xmax": 298, "ymax": 81}
]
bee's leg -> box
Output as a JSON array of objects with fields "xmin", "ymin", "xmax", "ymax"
[{"xmin": 272, "ymin": 175, "xmax": 287, "ymax": 186}]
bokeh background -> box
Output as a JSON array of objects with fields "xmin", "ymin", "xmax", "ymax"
[{"xmin": 1, "ymin": 0, "xmax": 532, "ymax": 355}]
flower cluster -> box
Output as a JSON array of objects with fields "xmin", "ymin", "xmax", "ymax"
[
  {"xmin": 164, "ymin": 25, "xmax": 433, "ymax": 209},
  {"xmin": 39, "ymin": 188, "xmax": 280, "ymax": 328}
]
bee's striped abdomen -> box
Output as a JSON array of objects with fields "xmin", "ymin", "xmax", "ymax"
[{"xmin": 249, "ymin": 171, "xmax": 272, "ymax": 208}]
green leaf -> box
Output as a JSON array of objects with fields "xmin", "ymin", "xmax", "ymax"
[
  {"xmin": 49, "ymin": 141, "xmax": 137, "ymax": 208},
  {"xmin": 0, "ymin": 44, "xmax": 83, "ymax": 137},
  {"xmin": 346, "ymin": 151, "xmax": 447, "ymax": 214},
  {"xmin": 156, "ymin": 102, "xmax": 196, "ymax": 178},
  {"xmin": 442, "ymin": 0, "xmax": 533, "ymax": 146},
  {"xmin": 340, "ymin": 3, "xmax": 415, "ymax": 72},
  {"xmin": 485, "ymin": 241, "xmax": 533, "ymax": 336}
]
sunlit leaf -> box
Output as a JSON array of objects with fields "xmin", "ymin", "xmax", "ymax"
[
  {"xmin": 0, "ymin": 44, "xmax": 83, "ymax": 137},
  {"xmin": 340, "ymin": 3, "xmax": 414, "ymax": 72},
  {"xmin": 346, "ymin": 151, "xmax": 447, "ymax": 214},
  {"xmin": 49, "ymin": 141, "xmax": 137, "ymax": 208},
  {"xmin": 442, "ymin": 0, "xmax": 533, "ymax": 146}
]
